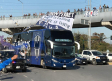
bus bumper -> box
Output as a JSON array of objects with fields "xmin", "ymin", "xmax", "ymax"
[{"xmin": 52, "ymin": 62, "xmax": 75, "ymax": 68}]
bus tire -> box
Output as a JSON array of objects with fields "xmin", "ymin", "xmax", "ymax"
[
  {"xmin": 41, "ymin": 59, "xmax": 43, "ymax": 66},
  {"xmin": 42, "ymin": 60, "xmax": 47, "ymax": 69},
  {"xmin": 22, "ymin": 68, "xmax": 27, "ymax": 72},
  {"xmin": 75, "ymin": 61, "xmax": 77, "ymax": 65}
]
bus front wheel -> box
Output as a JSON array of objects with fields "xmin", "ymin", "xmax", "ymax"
[{"xmin": 41, "ymin": 59, "xmax": 47, "ymax": 69}]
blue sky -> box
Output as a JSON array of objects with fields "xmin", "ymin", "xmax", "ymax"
[
  {"xmin": 0, "ymin": 0, "xmax": 112, "ymax": 43},
  {"xmin": 0, "ymin": 0, "xmax": 112, "ymax": 17}
]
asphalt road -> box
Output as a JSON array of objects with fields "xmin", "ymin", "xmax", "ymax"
[{"xmin": 0, "ymin": 65, "xmax": 112, "ymax": 81}]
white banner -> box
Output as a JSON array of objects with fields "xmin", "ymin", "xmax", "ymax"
[{"xmin": 36, "ymin": 12, "xmax": 76, "ymax": 31}]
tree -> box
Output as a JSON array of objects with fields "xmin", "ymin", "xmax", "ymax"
[{"xmin": 74, "ymin": 32, "xmax": 112, "ymax": 53}]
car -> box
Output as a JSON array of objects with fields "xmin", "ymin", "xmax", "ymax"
[
  {"xmin": 81, "ymin": 50, "xmax": 108, "ymax": 65},
  {"xmin": 103, "ymin": 53, "xmax": 112, "ymax": 62},
  {"xmin": 75, "ymin": 54, "xmax": 87, "ymax": 65},
  {"xmin": 0, "ymin": 50, "xmax": 27, "ymax": 73}
]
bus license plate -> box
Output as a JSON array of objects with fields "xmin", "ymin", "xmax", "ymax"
[
  {"xmin": 6, "ymin": 66, "xmax": 11, "ymax": 68},
  {"xmin": 63, "ymin": 65, "xmax": 66, "ymax": 68},
  {"xmin": 16, "ymin": 66, "xmax": 20, "ymax": 69}
]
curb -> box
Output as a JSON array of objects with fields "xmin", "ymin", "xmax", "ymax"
[{"xmin": 108, "ymin": 62, "xmax": 112, "ymax": 65}]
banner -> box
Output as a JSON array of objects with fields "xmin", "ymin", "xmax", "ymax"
[
  {"xmin": 84, "ymin": 10, "xmax": 98, "ymax": 17},
  {"xmin": 36, "ymin": 12, "xmax": 76, "ymax": 31}
]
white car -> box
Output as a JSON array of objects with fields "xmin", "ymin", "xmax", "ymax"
[
  {"xmin": 103, "ymin": 53, "xmax": 112, "ymax": 62},
  {"xmin": 81, "ymin": 50, "xmax": 108, "ymax": 65}
]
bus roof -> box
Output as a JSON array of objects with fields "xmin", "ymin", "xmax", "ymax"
[{"xmin": 14, "ymin": 29, "xmax": 71, "ymax": 35}]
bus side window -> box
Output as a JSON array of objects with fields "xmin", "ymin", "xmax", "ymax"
[
  {"xmin": 17, "ymin": 34, "xmax": 21, "ymax": 42},
  {"xmin": 44, "ymin": 30, "xmax": 51, "ymax": 40},
  {"xmin": 44, "ymin": 30, "xmax": 51, "ymax": 55},
  {"xmin": 26, "ymin": 48, "xmax": 31, "ymax": 57},
  {"xmin": 46, "ymin": 46, "xmax": 51, "ymax": 56}
]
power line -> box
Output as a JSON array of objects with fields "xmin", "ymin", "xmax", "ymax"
[
  {"xmin": 0, "ymin": 3, "xmax": 85, "ymax": 6},
  {"xmin": 0, "ymin": 1, "xmax": 86, "ymax": 4}
]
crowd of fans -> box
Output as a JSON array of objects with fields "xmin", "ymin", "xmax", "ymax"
[
  {"xmin": 0, "ymin": 15, "xmax": 5, "ymax": 20},
  {"xmin": 45, "ymin": 4, "xmax": 110, "ymax": 16},
  {"xmin": 99, "ymin": 4, "xmax": 110, "ymax": 12},
  {"xmin": 66, "ymin": 4, "xmax": 111, "ymax": 15},
  {"xmin": 0, "ymin": 4, "xmax": 112, "ymax": 20}
]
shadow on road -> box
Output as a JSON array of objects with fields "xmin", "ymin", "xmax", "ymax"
[
  {"xmin": 46, "ymin": 66, "xmax": 81, "ymax": 70},
  {"xmin": 34, "ymin": 65, "xmax": 81, "ymax": 70},
  {"xmin": 27, "ymin": 65, "xmax": 85, "ymax": 70},
  {"xmin": 0, "ymin": 77, "xmax": 13, "ymax": 80},
  {"xmin": 9, "ymin": 68, "xmax": 32, "ymax": 73}
]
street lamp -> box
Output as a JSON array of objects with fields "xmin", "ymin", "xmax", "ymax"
[{"xmin": 18, "ymin": 0, "xmax": 23, "ymax": 16}]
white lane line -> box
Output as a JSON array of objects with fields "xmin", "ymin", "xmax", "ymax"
[
  {"xmin": 31, "ymin": 79, "xmax": 34, "ymax": 81},
  {"xmin": 23, "ymin": 75, "xmax": 28, "ymax": 78}
]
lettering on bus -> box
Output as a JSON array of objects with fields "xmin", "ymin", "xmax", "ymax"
[{"xmin": 55, "ymin": 39, "xmax": 72, "ymax": 42}]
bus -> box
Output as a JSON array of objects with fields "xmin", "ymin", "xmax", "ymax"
[{"xmin": 12, "ymin": 29, "xmax": 79, "ymax": 69}]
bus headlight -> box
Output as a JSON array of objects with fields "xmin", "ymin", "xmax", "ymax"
[{"xmin": 52, "ymin": 59, "xmax": 58, "ymax": 63}]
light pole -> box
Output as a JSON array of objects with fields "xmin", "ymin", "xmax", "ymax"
[
  {"xmin": 18, "ymin": 0, "xmax": 23, "ymax": 16},
  {"xmin": 89, "ymin": 0, "xmax": 91, "ymax": 50}
]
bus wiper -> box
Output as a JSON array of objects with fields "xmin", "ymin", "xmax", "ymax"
[
  {"xmin": 70, "ymin": 55, "xmax": 74, "ymax": 57},
  {"xmin": 55, "ymin": 55, "xmax": 59, "ymax": 57}
]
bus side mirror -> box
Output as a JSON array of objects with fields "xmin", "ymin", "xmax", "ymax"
[
  {"xmin": 74, "ymin": 41, "xmax": 80, "ymax": 50},
  {"xmin": 47, "ymin": 40, "xmax": 53, "ymax": 49}
]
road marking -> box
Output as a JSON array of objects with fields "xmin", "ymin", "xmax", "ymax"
[
  {"xmin": 31, "ymin": 79, "xmax": 34, "ymax": 81},
  {"xmin": 23, "ymin": 75, "xmax": 28, "ymax": 78}
]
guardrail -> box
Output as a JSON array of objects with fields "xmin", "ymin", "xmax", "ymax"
[
  {"xmin": 0, "ymin": 8, "xmax": 112, "ymax": 20},
  {"xmin": 76, "ymin": 8, "xmax": 112, "ymax": 15},
  {"xmin": 0, "ymin": 15, "xmax": 42, "ymax": 20}
]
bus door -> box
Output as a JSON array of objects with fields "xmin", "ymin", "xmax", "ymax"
[
  {"xmin": 34, "ymin": 35, "xmax": 41, "ymax": 65},
  {"xmin": 45, "ymin": 41, "xmax": 52, "ymax": 66}
]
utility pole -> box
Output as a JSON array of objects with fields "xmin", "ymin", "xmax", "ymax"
[
  {"xmin": 89, "ymin": 0, "xmax": 91, "ymax": 50},
  {"xmin": 88, "ymin": 0, "xmax": 91, "ymax": 50},
  {"xmin": 18, "ymin": 0, "xmax": 23, "ymax": 16},
  {"xmin": 100, "ymin": 0, "xmax": 101, "ymax": 6},
  {"xmin": 88, "ymin": 0, "xmax": 89, "ymax": 49}
]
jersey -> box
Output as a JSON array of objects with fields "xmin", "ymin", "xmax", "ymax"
[{"xmin": 0, "ymin": 58, "xmax": 12, "ymax": 70}]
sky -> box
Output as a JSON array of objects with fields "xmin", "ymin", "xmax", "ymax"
[{"xmin": 0, "ymin": 0, "xmax": 112, "ymax": 43}]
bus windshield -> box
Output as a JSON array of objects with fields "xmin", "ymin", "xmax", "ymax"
[{"xmin": 53, "ymin": 45, "xmax": 75, "ymax": 58}]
